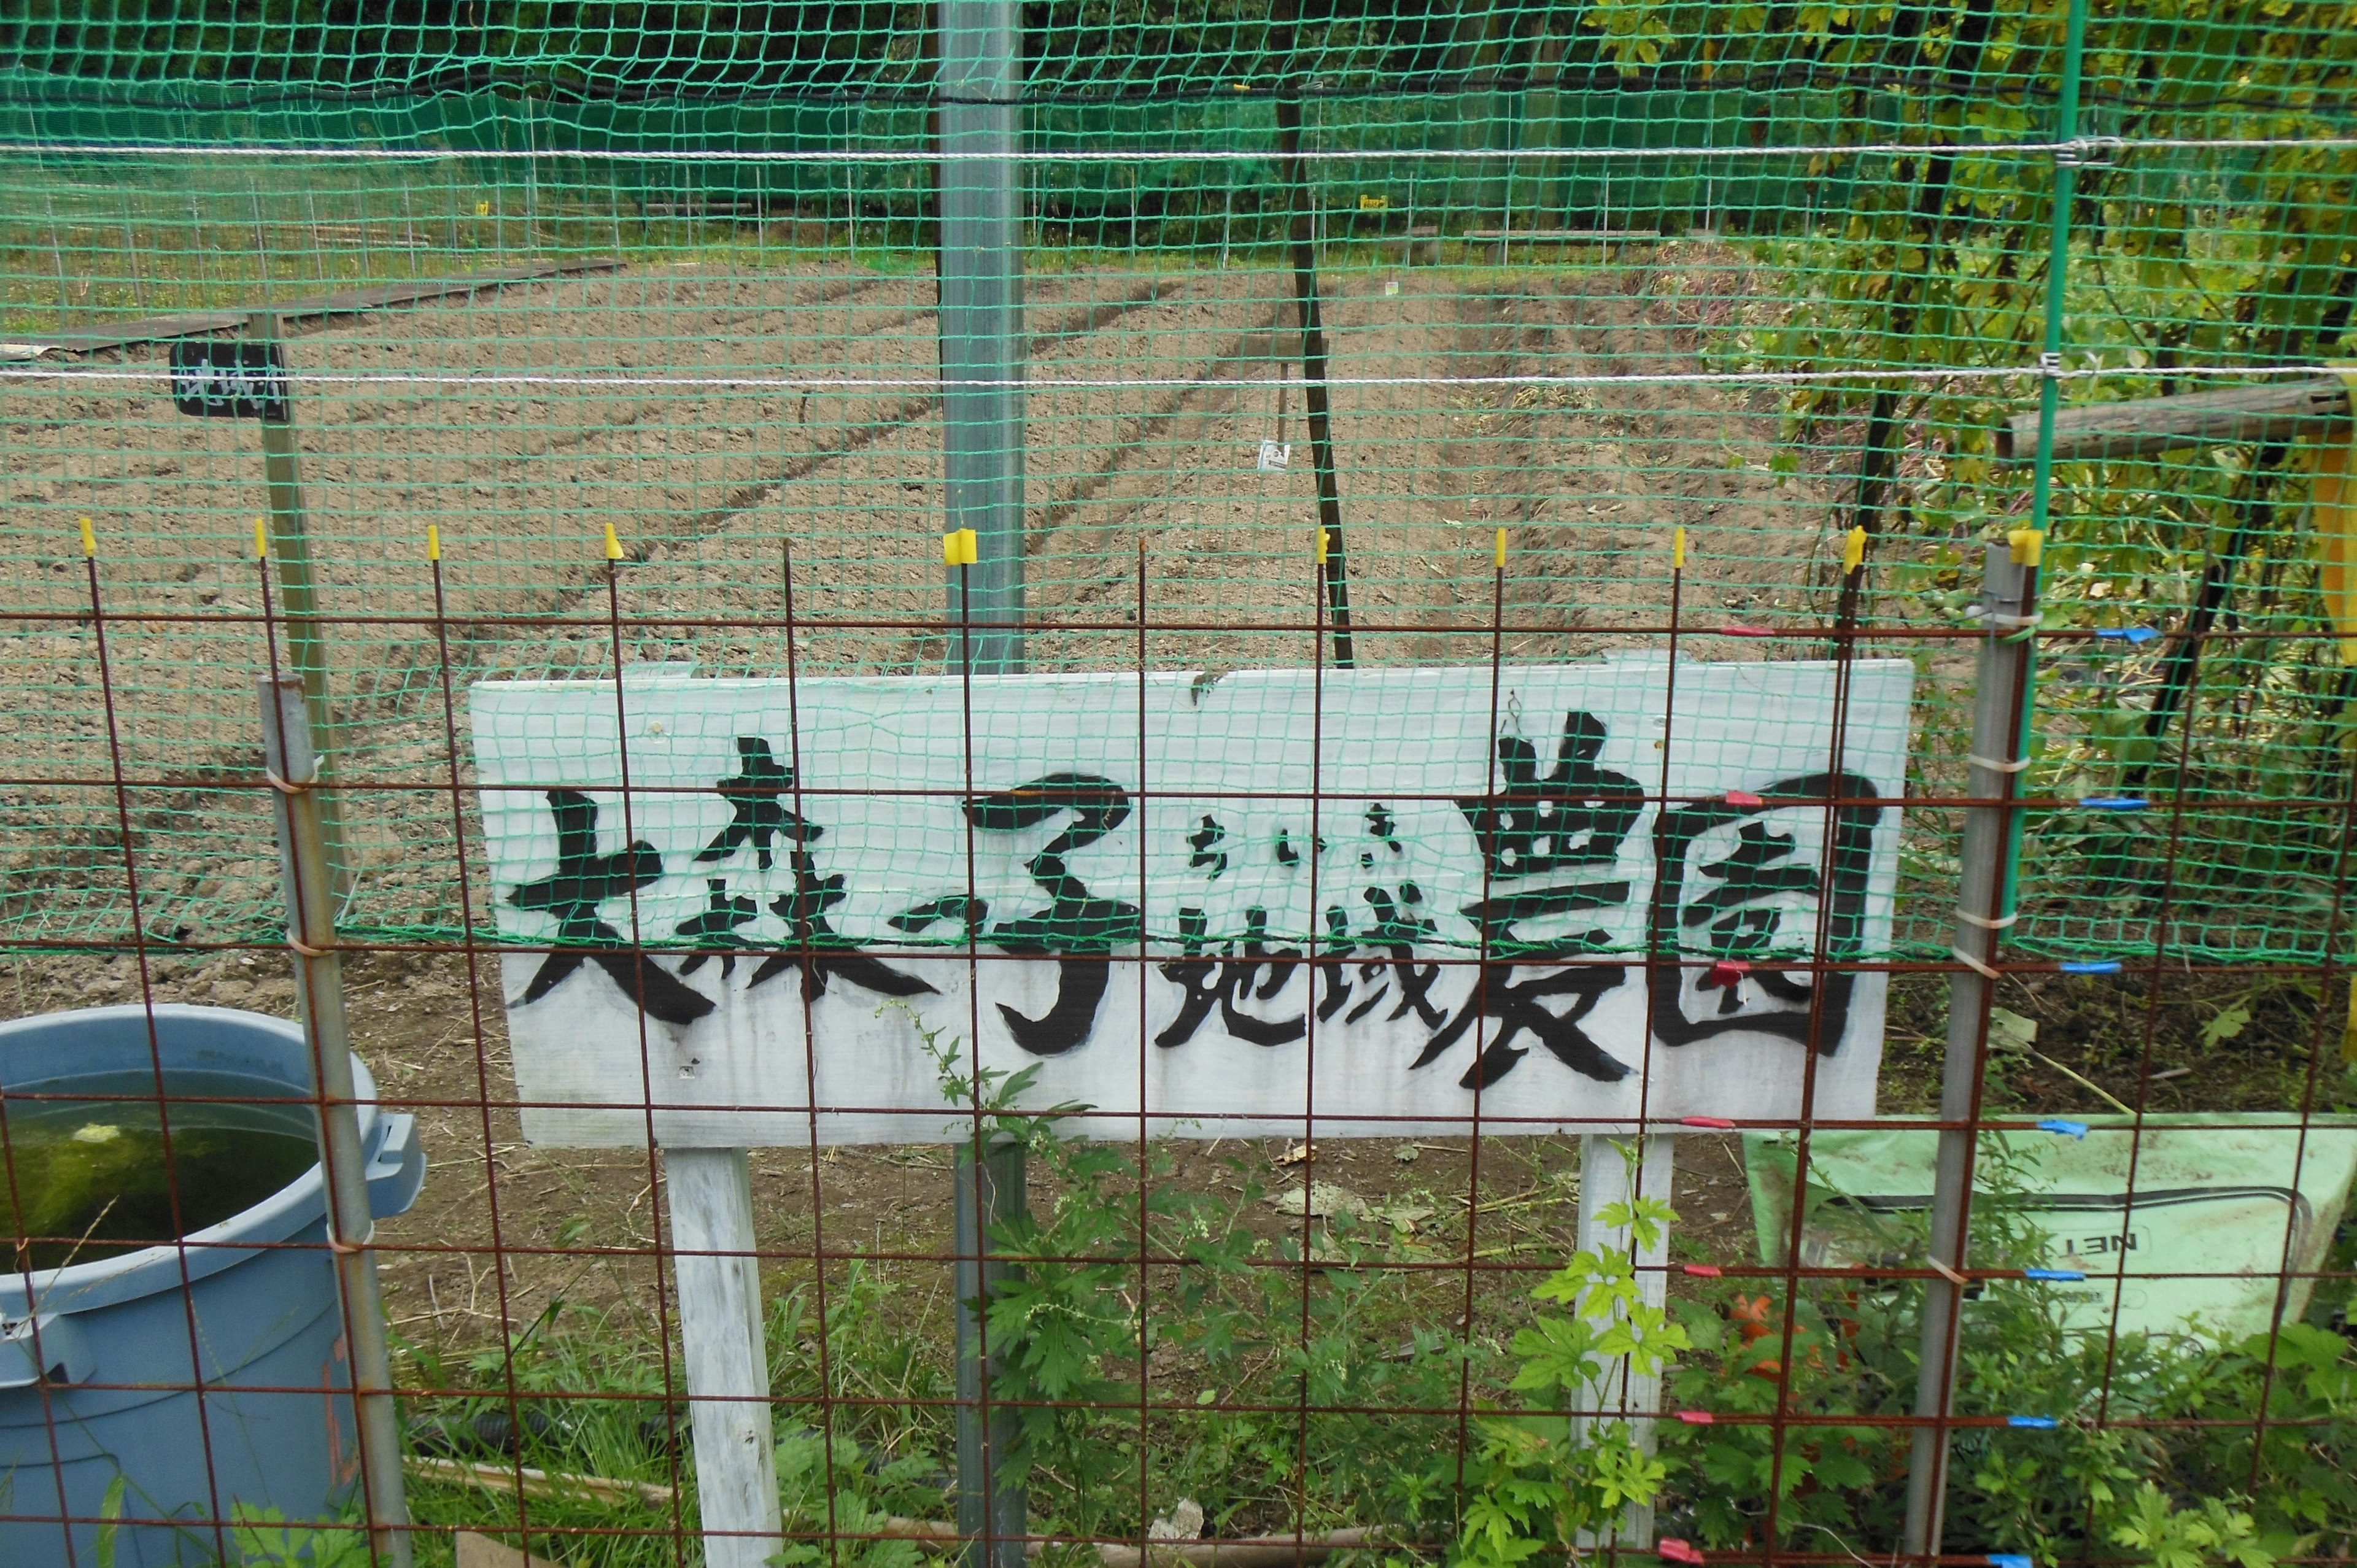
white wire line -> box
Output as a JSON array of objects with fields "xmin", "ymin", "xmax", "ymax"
[
  {"xmin": 0, "ymin": 133, "xmax": 2348, "ymax": 163},
  {"xmin": 0, "ymin": 361, "xmax": 2336, "ymax": 394}
]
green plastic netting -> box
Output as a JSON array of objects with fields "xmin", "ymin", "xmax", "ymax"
[{"xmin": 1, "ymin": 1, "xmax": 2355, "ymax": 969}]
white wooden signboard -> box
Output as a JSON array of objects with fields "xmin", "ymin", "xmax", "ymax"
[{"xmin": 471, "ymin": 658, "xmax": 1911, "ymax": 1148}]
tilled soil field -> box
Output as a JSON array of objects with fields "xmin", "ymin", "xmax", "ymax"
[{"xmin": 0, "ymin": 241, "xmax": 1842, "ymax": 950}]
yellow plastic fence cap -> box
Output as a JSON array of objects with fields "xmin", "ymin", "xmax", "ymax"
[{"xmin": 943, "ymin": 527, "xmax": 979, "ymax": 566}]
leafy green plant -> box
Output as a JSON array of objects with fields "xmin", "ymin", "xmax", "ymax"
[
  {"xmin": 2110, "ymin": 1483, "xmax": 2274, "ymax": 1568},
  {"xmin": 772, "ymin": 1427, "xmax": 940, "ymax": 1568},
  {"xmin": 219, "ymin": 1504, "xmax": 375, "ymax": 1567},
  {"xmin": 1658, "ymin": 1135, "xmax": 2356, "ymax": 1562},
  {"xmin": 1453, "ymin": 1155, "xmax": 1687, "ymax": 1568}
]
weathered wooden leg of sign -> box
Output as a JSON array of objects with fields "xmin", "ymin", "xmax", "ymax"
[
  {"xmin": 1902, "ymin": 543, "xmax": 2039, "ymax": 1559},
  {"xmin": 1575, "ymin": 1132, "xmax": 1675, "ymax": 1547},
  {"xmin": 247, "ymin": 308, "xmax": 350, "ymax": 904},
  {"xmin": 259, "ymin": 679, "xmax": 412, "ymax": 1568},
  {"xmin": 665, "ymin": 1147, "xmax": 782, "ymax": 1568},
  {"xmin": 955, "ymin": 1139, "xmax": 1029, "ymax": 1568},
  {"xmin": 938, "ymin": 0, "xmax": 1025, "ymax": 676}
]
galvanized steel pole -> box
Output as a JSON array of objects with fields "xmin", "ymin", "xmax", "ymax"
[
  {"xmin": 1906, "ymin": 0, "xmax": 2078, "ymax": 1547},
  {"xmin": 260, "ymin": 678, "xmax": 411, "ymax": 1568},
  {"xmin": 939, "ymin": 0, "xmax": 1026, "ymax": 677},
  {"xmin": 940, "ymin": 6, "xmax": 1031, "ymax": 1564},
  {"xmin": 1901, "ymin": 543, "xmax": 2040, "ymax": 1558}
]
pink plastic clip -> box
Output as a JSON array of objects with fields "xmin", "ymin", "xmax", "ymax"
[
  {"xmin": 1708, "ymin": 959, "xmax": 1749, "ymax": 987},
  {"xmin": 1660, "ymin": 1539, "xmax": 1708, "ymax": 1566},
  {"xmin": 1720, "ymin": 624, "xmax": 1773, "ymax": 638},
  {"xmin": 1684, "ymin": 1263, "xmax": 1724, "ymax": 1278},
  {"xmin": 1681, "ymin": 1116, "xmax": 1736, "ymax": 1130},
  {"xmin": 1724, "ymin": 789, "xmax": 1764, "ymax": 808},
  {"xmin": 1675, "ymin": 1412, "xmax": 1715, "ymax": 1426}
]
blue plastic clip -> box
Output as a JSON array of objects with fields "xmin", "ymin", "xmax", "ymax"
[
  {"xmin": 2093, "ymin": 627, "xmax": 2160, "ymax": 645},
  {"xmin": 2059, "ymin": 960, "xmax": 2123, "ymax": 975},
  {"xmin": 2024, "ymin": 1268, "xmax": 2086, "ymax": 1282},
  {"xmin": 2077, "ymin": 797, "xmax": 2148, "ymax": 811},
  {"xmin": 2007, "ymin": 1415, "xmax": 2060, "ymax": 1429},
  {"xmin": 1991, "ymin": 1555, "xmax": 2036, "ymax": 1568},
  {"xmin": 2037, "ymin": 1119, "xmax": 2089, "ymax": 1139}
]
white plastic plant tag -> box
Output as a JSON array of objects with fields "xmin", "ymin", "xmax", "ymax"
[{"xmin": 1257, "ymin": 440, "xmax": 1291, "ymax": 471}]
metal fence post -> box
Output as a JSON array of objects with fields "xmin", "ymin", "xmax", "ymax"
[
  {"xmin": 259, "ymin": 677, "xmax": 411, "ymax": 1568},
  {"xmin": 955, "ymin": 1138, "xmax": 1030, "ymax": 1568},
  {"xmin": 249, "ymin": 308, "xmax": 351, "ymax": 903},
  {"xmin": 939, "ymin": 0, "xmax": 1026, "ymax": 676},
  {"xmin": 940, "ymin": 6, "xmax": 1032, "ymax": 1561},
  {"xmin": 1905, "ymin": 0, "xmax": 2080, "ymax": 1545},
  {"xmin": 1902, "ymin": 541, "xmax": 2040, "ymax": 1558}
]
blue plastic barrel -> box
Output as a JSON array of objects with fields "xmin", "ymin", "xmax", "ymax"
[{"xmin": 0, "ymin": 1004, "xmax": 425, "ymax": 1566}]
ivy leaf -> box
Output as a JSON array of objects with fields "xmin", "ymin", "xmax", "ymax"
[{"xmin": 2201, "ymin": 1002, "xmax": 2252, "ymax": 1048}]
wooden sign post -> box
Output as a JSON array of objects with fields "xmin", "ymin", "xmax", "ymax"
[
  {"xmin": 1575, "ymin": 1131, "xmax": 1676, "ymax": 1547},
  {"xmin": 168, "ymin": 312, "xmax": 352, "ymax": 898},
  {"xmin": 665, "ymin": 1148, "xmax": 780, "ymax": 1568}
]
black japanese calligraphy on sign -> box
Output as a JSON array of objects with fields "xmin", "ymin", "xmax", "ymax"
[
  {"xmin": 695, "ymin": 736, "xmax": 794, "ymax": 870},
  {"xmin": 1413, "ymin": 709, "xmax": 1645, "ymax": 1088},
  {"xmin": 693, "ymin": 737, "xmax": 938, "ymax": 1005},
  {"xmin": 493, "ymin": 704, "xmax": 1889, "ymax": 1096},
  {"xmin": 1645, "ymin": 772, "xmax": 1883, "ymax": 1054},
  {"xmin": 961, "ymin": 773, "xmax": 1144, "ymax": 1056},
  {"xmin": 1414, "ymin": 960, "xmax": 1630, "ymax": 1089},
  {"xmin": 507, "ymin": 790, "xmax": 716, "ymax": 1025},
  {"xmin": 674, "ymin": 879, "xmax": 757, "ymax": 978},
  {"xmin": 1156, "ymin": 906, "xmax": 1306, "ymax": 1049},
  {"xmin": 1456, "ymin": 709, "xmax": 1644, "ymax": 881},
  {"xmin": 1313, "ymin": 883, "xmax": 1445, "ymax": 1030}
]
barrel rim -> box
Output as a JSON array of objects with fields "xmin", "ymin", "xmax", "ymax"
[{"xmin": 0, "ymin": 1003, "xmax": 384, "ymax": 1318}]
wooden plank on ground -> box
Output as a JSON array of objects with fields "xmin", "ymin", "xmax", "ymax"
[
  {"xmin": 1462, "ymin": 228, "xmax": 1662, "ymax": 242},
  {"xmin": 455, "ymin": 1532, "xmax": 562, "ymax": 1568},
  {"xmin": 25, "ymin": 308, "xmax": 246, "ymax": 353},
  {"xmin": 405, "ymin": 1454, "xmax": 674, "ymax": 1509},
  {"xmin": 23, "ymin": 258, "xmax": 624, "ymax": 355}
]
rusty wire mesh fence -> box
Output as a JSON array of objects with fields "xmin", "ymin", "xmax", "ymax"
[{"xmin": 1, "ymin": 4, "xmax": 2356, "ymax": 1567}]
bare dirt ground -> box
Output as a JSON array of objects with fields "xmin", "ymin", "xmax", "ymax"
[{"xmin": 0, "ymin": 240, "xmax": 1840, "ymax": 942}]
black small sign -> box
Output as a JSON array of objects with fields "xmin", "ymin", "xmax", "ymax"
[{"xmin": 168, "ymin": 340, "xmax": 290, "ymax": 421}]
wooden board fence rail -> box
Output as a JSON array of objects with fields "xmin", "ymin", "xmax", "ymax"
[{"xmin": 1996, "ymin": 374, "xmax": 2350, "ymax": 462}]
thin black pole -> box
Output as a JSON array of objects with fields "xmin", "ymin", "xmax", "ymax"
[{"xmin": 1269, "ymin": 0, "xmax": 1353, "ymax": 666}]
